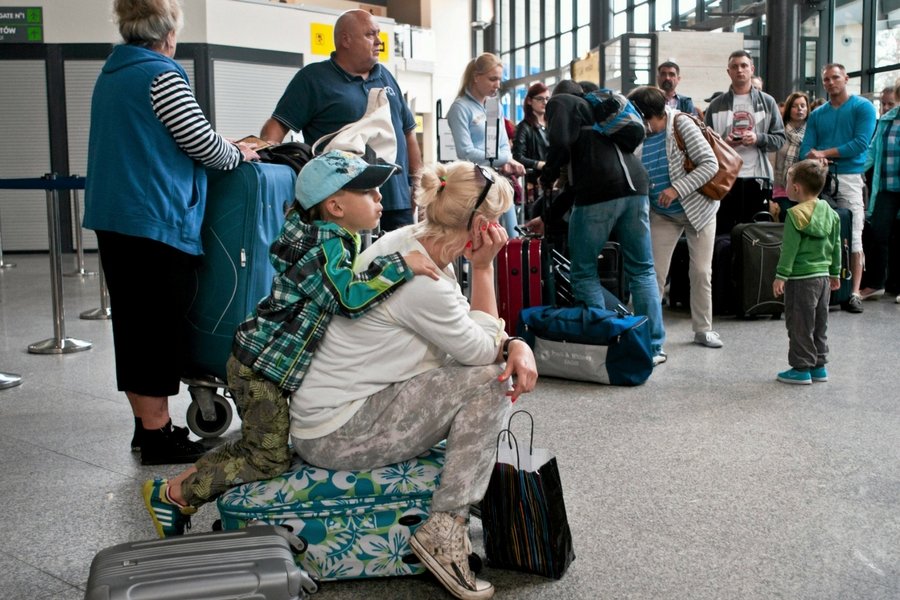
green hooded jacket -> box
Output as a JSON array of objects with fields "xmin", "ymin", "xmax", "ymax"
[{"xmin": 775, "ymin": 199, "xmax": 841, "ymax": 280}]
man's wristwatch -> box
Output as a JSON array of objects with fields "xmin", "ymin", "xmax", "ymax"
[{"xmin": 502, "ymin": 336, "xmax": 526, "ymax": 361}]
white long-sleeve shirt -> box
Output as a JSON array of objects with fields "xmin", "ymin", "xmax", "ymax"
[{"xmin": 290, "ymin": 227, "xmax": 504, "ymax": 440}]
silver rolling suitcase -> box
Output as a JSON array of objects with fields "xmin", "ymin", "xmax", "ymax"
[{"xmin": 85, "ymin": 525, "xmax": 317, "ymax": 600}]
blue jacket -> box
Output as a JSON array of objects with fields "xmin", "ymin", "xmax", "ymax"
[
  {"xmin": 863, "ymin": 105, "xmax": 900, "ymax": 216},
  {"xmin": 84, "ymin": 45, "xmax": 207, "ymax": 255}
]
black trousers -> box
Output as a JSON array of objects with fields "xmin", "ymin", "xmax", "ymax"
[
  {"xmin": 715, "ymin": 177, "xmax": 772, "ymax": 236},
  {"xmin": 97, "ymin": 231, "xmax": 198, "ymax": 397},
  {"xmin": 861, "ymin": 190, "xmax": 900, "ymax": 291}
]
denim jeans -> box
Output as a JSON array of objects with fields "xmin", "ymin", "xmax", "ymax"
[{"xmin": 568, "ymin": 195, "xmax": 666, "ymax": 354}]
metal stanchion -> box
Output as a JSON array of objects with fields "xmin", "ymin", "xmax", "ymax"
[
  {"xmin": 28, "ymin": 174, "xmax": 91, "ymax": 354},
  {"xmin": 65, "ymin": 184, "xmax": 97, "ymax": 277},
  {"xmin": 0, "ymin": 211, "xmax": 15, "ymax": 269},
  {"xmin": 80, "ymin": 260, "xmax": 111, "ymax": 320},
  {"xmin": 0, "ymin": 372, "xmax": 22, "ymax": 390}
]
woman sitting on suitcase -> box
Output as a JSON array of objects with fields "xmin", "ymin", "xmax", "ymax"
[
  {"xmin": 290, "ymin": 161, "xmax": 538, "ymax": 600},
  {"xmin": 627, "ymin": 86, "xmax": 724, "ymax": 349}
]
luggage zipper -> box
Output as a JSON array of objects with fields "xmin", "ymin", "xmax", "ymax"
[{"xmin": 240, "ymin": 248, "xmax": 247, "ymax": 267}]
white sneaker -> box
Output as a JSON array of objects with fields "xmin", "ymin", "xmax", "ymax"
[
  {"xmin": 652, "ymin": 351, "xmax": 668, "ymax": 366},
  {"xmin": 896, "ymin": 294, "xmax": 900, "ymax": 304},
  {"xmin": 410, "ymin": 512, "xmax": 493, "ymax": 600},
  {"xmin": 694, "ymin": 331, "xmax": 724, "ymax": 348}
]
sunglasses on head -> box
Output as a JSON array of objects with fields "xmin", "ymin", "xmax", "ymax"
[{"xmin": 467, "ymin": 164, "xmax": 495, "ymax": 231}]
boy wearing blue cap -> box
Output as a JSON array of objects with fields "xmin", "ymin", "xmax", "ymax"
[{"xmin": 143, "ymin": 150, "xmax": 439, "ymax": 537}]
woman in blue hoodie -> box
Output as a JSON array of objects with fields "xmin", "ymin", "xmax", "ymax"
[{"xmin": 84, "ymin": 0, "xmax": 258, "ymax": 466}]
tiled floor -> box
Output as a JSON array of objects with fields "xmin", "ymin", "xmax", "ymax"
[{"xmin": 1, "ymin": 253, "xmax": 898, "ymax": 599}]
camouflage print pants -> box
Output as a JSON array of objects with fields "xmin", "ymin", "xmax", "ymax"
[
  {"xmin": 181, "ymin": 355, "xmax": 291, "ymax": 508},
  {"xmin": 292, "ymin": 362, "xmax": 510, "ymax": 517}
]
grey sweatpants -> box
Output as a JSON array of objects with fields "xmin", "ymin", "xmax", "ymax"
[
  {"xmin": 292, "ymin": 363, "xmax": 510, "ymax": 517},
  {"xmin": 784, "ymin": 277, "xmax": 830, "ymax": 370}
]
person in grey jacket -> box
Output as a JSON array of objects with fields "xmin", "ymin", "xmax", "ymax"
[
  {"xmin": 629, "ymin": 86, "xmax": 723, "ymax": 348},
  {"xmin": 704, "ymin": 50, "xmax": 785, "ymax": 234}
]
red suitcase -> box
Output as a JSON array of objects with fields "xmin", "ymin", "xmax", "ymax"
[{"xmin": 498, "ymin": 238, "xmax": 545, "ymax": 335}]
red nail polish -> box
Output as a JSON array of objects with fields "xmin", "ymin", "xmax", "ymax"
[{"xmin": 465, "ymin": 241, "xmax": 472, "ymax": 248}]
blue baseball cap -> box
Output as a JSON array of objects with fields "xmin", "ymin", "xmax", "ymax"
[{"xmin": 296, "ymin": 150, "xmax": 399, "ymax": 210}]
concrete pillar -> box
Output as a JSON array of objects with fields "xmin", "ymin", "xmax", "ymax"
[{"xmin": 766, "ymin": 0, "xmax": 802, "ymax": 102}]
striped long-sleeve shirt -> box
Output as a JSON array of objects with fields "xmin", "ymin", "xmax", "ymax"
[
  {"xmin": 149, "ymin": 71, "xmax": 241, "ymax": 170},
  {"xmin": 661, "ymin": 107, "xmax": 721, "ymax": 231}
]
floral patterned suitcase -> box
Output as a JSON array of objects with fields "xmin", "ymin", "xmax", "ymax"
[{"xmin": 216, "ymin": 445, "xmax": 445, "ymax": 581}]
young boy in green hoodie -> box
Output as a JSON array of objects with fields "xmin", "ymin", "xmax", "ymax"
[{"xmin": 772, "ymin": 159, "xmax": 842, "ymax": 385}]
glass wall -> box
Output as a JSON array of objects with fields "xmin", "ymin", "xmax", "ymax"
[
  {"xmin": 494, "ymin": 0, "xmax": 900, "ymax": 114},
  {"xmin": 496, "ymin": 0, "xmax": 592, "ymax": 121}
]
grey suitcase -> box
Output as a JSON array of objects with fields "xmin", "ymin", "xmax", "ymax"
[{"xmin": 85, "ymin": 525, "xmax": 317, "ymax": 600}]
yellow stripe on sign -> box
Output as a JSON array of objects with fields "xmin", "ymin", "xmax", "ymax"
[{"xmin": 311, "ymin": 23, "xmax": 335, "ymax": 56}]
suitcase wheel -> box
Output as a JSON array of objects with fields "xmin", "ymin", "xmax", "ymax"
[{"xmin": 186, "ymin": 389, "xmax": 233, "ymax": 438}]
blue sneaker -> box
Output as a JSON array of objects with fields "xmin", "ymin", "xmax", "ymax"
[
  {"xmin": 777, "ymin": 368, "xmax": 812, "ymax": 385},
  {"xmin": 142, "ymin": 478, "xmax": 195, "ymax": 538},
  {"xmin": 810, "ymin": 366, "xmax": 828, "ymax": 382}
]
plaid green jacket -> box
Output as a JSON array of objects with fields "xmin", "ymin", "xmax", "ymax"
[{"xmin": 232, "ymin": 212, "xmax": 412, "ymax": 392}]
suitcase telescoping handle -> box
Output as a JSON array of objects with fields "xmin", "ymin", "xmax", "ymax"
[{"xmin": 753, "ymin": 210, "xmax": 775, "ymax": 223}]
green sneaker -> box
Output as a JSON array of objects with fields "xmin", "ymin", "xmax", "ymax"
[
  {"xmin": 142, "ymin": 479, "xmax": 196, "ymax": 538},
  {"xmin": 777, "ymin": 368, "xmax": 812, "ymax": 385},
  {"xmin": 810, "ymin": 366, "xmax": 828, "ymax": 382}
]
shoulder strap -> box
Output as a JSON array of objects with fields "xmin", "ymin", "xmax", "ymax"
[{"xmin": 672, "ymin": 112, "xmax": 688, "ymax": 153}]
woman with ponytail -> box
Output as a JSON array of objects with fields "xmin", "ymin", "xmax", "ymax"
[{"xmin": 289, "ymin": 160, "xmax": 538, "ymax": 600}]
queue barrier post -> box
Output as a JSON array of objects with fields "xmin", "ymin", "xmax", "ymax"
[
  {"xmin": 65, "ymin": 185, "xmax": 97, "ymax": 277},
  {"xmin": 0, "ymin": 174, "xmax": 92, "ymax": 355},
  {"xmin": 0, "ymin": 372, "xmax": 22, "ymax": 390},
  {"xmin": 80, "ymin": 259, "xmax": 111, "ymax": 320}
]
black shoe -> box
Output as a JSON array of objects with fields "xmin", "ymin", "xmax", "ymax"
[
  {"xmin": 140, "ymin": 423, "xmax": 207, "ymax": 466},
  {"xmin": 843, "ymin": 293, "xmax": 864, "ymax": 314},
  {"xmin": 131, "ymin": 417, "xmax": 143, "ymax": 452}
]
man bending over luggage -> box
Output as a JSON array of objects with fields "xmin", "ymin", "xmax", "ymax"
[
  {"xmin": 143, "ymin": 150, "xmax": 440, "ymax": 537},
  {"xmin": 772, "ymin": 160, "xmax": 841, "ymax": 385}
]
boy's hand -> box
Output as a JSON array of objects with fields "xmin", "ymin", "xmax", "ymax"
[
  {"xmin": 773, "ymin": 278, "xmax": 785, "ymax": 297},
  {"xmin": 403, "ymin": 251, "xmax": 441, "ymax": 280},
  {"xmin": 830, "ymin": 276, "xmax": 841, "ymax": 291}
]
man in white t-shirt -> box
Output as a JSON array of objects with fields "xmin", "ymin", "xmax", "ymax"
[{"xmin": 705, "ymin": 50, "xmax": 786, "ymax": 235}]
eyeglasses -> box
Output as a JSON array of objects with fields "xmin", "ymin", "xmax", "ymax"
[
  {"xmin": 467, "ymin": 164, "xmax": 495, "ymax": 231},
  {"xmin": 532, "ymin": 96, "xmax": 551, "ymax": 103}
]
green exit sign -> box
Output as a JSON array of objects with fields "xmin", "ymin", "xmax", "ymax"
[{"xmin": 0, "ymin": 6, "xmax": 43, "ymax": 43}]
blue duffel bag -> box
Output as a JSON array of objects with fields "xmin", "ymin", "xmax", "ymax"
[{"xmin": 517, "ymin": 305, "xmax": 653, "ymax": 386}]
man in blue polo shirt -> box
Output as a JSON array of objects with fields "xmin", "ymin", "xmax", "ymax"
[{"xmin": 261, "ymin": 9, "xmax": 422, "ymax": 232}]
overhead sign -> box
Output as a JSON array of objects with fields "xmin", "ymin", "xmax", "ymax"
[
  {"xmin": 310, "ymin": 22, "xmax": 390, "ymax": 62},
  {"xmin": 0, "ymin": 7, "xmax": 42, "ymax": 43}
]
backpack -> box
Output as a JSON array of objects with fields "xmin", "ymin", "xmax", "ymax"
[
  {"xmin": 582, "ymin": 89, "xmax": 646, "ymax": 153},
  {"xmin": 256, "ymin": 141, "xmax": 314, "ymax": 174},
  {"xmin": 671, "ymin": 112, "xmax": 743, "ymax": 200}
]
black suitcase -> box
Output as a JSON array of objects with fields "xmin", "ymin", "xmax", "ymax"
[
  {"xmin": 550, "ymin": 243, "xmax": 627, "ymax": 309},
  {"xmin": 830, "ymin": 205, "xmax": 853, "ymax": 305},
  {"xmin": 598, "ymin": 240, "xmax": 628, "ymax": 303},
  {"xmin": 711, "ymin": 234, "xmax": 735, "ymax": 316},
  {"xmin": 731, "ymin": 214, "xmax": 784, "ymax": 319},
  {"xmin": 666, "ymin": 234, "xmax": 734, "ymax": 315},
  {"xmin": 85, "ymin": 526, "xmax": 317, "ymax": 600},
  {"xmin": 667, "ymin": 236, "xmax": 690, "ymax": 308}
]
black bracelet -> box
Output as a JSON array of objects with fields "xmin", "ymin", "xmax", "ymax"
[{"xmin": 502, "ymin": 336, "xmax": 526, "ymax": 361}]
